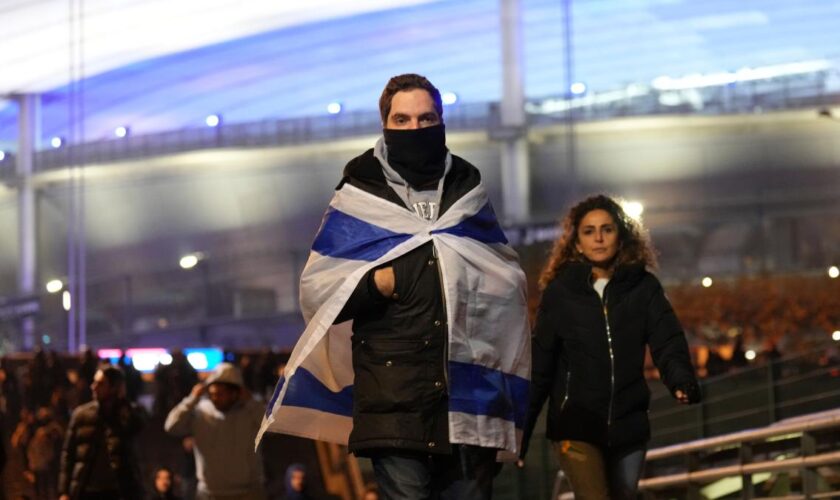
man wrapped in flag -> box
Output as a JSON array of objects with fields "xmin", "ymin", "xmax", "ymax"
[{"xmin": 258, "ymin": 74, "xmax": 530, "ymax": 499}]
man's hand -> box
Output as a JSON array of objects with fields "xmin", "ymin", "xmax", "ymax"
[
  {"xmin": 374, "ymin": 266, "xmax": 395, "ymax": 298},
  {"xmin": 190, "ymin": 383, "xmax": 206, "ymax": 399},
  {"xmin": 674, "ymin": 389, "xmax": 690, "ymax": 404}
]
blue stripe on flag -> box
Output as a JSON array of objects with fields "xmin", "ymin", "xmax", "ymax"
[
  {"xmin": 265, "ymin": 376, "xmax": 285, "ymax": 417},
  {"xmin": 432, "ymin": 203, "xmax": 508, "ymax": 244},
  {"xmin": 281, "ymin": 367, "xmax": 354, "ymax": 417},
  {"xmin": 448, "ymin": 361, "xmax": 529, "ymax": 428},
  {"xmin": 312, "ymin": 207, "xmax": 413, "ymax": 261}
]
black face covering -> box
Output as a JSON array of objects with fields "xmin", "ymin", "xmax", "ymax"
[{"xmin": 383, "ymin": 124, "xmax": 447, "ymax": 189}]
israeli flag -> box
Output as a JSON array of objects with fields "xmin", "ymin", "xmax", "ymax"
[{"xmin": 257, "ymin": 181, "xmax": 530, "ymax": 455}]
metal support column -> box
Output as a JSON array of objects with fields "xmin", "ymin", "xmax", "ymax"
[
  {"xmin": 499, "ymin": 0, "xmax": 530, "ymax": 223},
  {"xmin": 16, "ymin": 94, "xmax": 40, "ymax": 350},
  {"xmin": 562, "ymin": 0, "xmax": 578, "ymax": 201}
]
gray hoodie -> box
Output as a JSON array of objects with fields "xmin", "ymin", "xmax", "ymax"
[
  {"xmin": 373, "ymin": 137, "xmax": 452, "ymax": 222},
  {"xmin": 165, "ymin": 393, "xmax": 265, "ymax": 496}
]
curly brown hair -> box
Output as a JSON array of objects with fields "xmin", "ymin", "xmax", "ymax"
[{"xmin": 538, "ymin": 194, "xmax": 657, "ymax": 290}]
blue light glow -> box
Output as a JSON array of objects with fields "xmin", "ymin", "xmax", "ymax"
[
  {"xmin": 205, "ymin": 114, "xmax": 220, "ymax": 127},
  {"xmin": 327, "ymin": 102, "xmax": 342, "ymax": 114},
  {"xmin": 184, "ymin": 347, "xmax": 224, "ymax": 372}
]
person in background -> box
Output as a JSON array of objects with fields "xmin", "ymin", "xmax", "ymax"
[
  {"xmin": 280, "ymin": 463, "xmax": 311, "ymax": 500},
  {"xmin": 25, "ymin": 406, "xmax": 64, "ymax": 500},
  {"xmin": 149, "ymin": 466, "xmax": 181, "ymax": 500},
  {"xmin": 58, "ymin": 365, "xmax": 145, "ymax": 500},
  {"xmin": 118, "ymin": 354, "xmax": 143, "ymax": 403},
  {"xmin": 165, "ymin": 362, "xmax": 265, "ymax": 500},
  {"xmin": 154, "ymin": 350, "xmax": 198, "ymax": 420},
  {"xmin": 77, "ymin": 348, "xmax": 99, "ymax": 404},
  {"xmin": 520, "ymin": 194, "xmax": 701, "ymax": 500}
]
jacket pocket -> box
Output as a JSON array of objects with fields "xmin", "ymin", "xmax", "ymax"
[{"xmin": 353, "ymin": 339, "xmax": 430, "ymax": 413}]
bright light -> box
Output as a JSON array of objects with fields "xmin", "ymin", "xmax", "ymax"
[
  {"xmin": 829, "ymin": 266, "xmax": 839, "ymax": 279},
  {"xmin": 114, "ymin": 126, "xmax": 128, "ymax": 138},
  {"xmin": 50, "ymin": 137, "xmax": 63, "ymax": 148},
  {"xmin": 0, "ymin": 150, "xmax": 5, "ymax": 161},
  {"xmin": 745, "ymin": 350, "xmax": 757, "ymax": 361},
  {"xmin": 205, "ymin": 114, "xmax": 220, "ymax": 127},
  {"xmin": 326, "ymin": 102, "xmax": 342, "ymax": 114},
  {"xmin": 179, "ymin": 253, "xmax": 202, "ymax": 269},
  {"xmin": 622, "ymin": 200, "xmax": 644, "ymax": 221},
  {"xmin": 184, "ymin": 348, "xmax": 224, "ymax": 372},
  {"xmin": 702, "ymin": 277, "xmax": 713, "ymax": 288},
  {"xmin": 833, "ymin": 330, "xmax": 840, "ymax": 342},
  {"xmin": 125, "ymin": 348, "xmax": 168, "ymax": 372},
  {"xmin": 45, "ymin": 279, "xmax": 64, "ymax": 294},
  {"xmin": 42, "ymin": 335, "xmax": 51, "ymax": 345},
  {"xmin": 441, "ymin": 92, "xmax": 458, "ymax": 105},
  {"xmin": 570, "ymin": 82, "xmax": 587, "ymax": 95},
  {"xmin": 159, "ymin": 353, "xmax": 173, "ymax": 365},
  {"xmin": 187, "ymin": 352, "xmax": 209, "ymax": 370},
  {"xmin": 98, "ymin": 348, "xmax": 123, "ymax": 360},
  {"xmin": 62, "ymin": 290, "xmax": 72, "ymax": 311}
]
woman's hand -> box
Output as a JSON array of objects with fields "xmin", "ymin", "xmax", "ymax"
[{"xmin": 672, "ymin": 381, "xmax": 701, "ymax": 404}]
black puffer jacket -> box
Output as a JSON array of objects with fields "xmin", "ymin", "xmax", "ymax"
[
  {"xmin": 522, "ymin": 262, "xmax": 698, "ymax": 453},
  {"xmin": 58, "ymin": 399, "xmax": 145, "ymax": 500},
  {"xmin": 334, "ymin": 149, "xmax": 480, "ymax": 456}
]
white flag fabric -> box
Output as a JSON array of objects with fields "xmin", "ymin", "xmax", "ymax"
[{"xmin": 257, "ymin": 181, "xmax": 530, "ymax": 454}]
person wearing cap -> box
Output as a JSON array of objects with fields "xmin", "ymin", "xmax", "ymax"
[{"xmin": 165, "ymin": 362, "xmax": 266, "ymax": 500}]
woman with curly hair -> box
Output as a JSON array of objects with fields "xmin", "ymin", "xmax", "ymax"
[{"xmin": 519, "ymin": 194, "xmax": 700, "ymax": 499}]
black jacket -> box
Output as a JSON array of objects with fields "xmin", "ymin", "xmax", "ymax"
[
  {"xmin": 59, "ymin": 399, "xmax": 145, "ymax": 500},
  {"xmin": 334, "ymin": 149, "xmax": 480, "ymax": 456},
  {"xmin": 522, "ymin": 262, "xmax": 698, "ymax": 453}
]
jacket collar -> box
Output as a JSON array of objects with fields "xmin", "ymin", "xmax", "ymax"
[{"xmin": 557, "ymin": 261, "xmax": 646, "ymax": 294}]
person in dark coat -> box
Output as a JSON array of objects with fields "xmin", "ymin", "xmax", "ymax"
[
  {"xmin": 58, "ymin": 366, "xmax": 145, "ymax": 500},
  {"xmin": 330, "ymin": 73, "xmax": 511, "ymax": 500},
  {"xmin": 520, "ymin": 194, "xmax": 701, "ymax": 500}
]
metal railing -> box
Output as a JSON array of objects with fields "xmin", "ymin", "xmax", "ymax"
[
  {"xmin": 639, "ymin": 409, "xmax": 840, "ymax": 499},
  {"xmin": 494, "ymin": 344, "xmax": 840, "ymax": 499},
  {"xmin": 648, "ymin": 346, "xmax": 840, "ymax": 448}
]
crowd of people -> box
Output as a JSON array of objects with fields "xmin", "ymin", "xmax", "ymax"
[{"xmin": 0, "ymin": 347, "xmax": 357, "ymax": 500}]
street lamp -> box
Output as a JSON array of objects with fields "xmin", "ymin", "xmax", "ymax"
[
  {"xmin": 179, "ymin": 252, "xmax": 203, "ymax": 269},
  {"xmin": 180, "ymin": 252, "xmax": 211, "ymax": 318},
  {"xmin": 46, "ymin": 279, "xmax": 64, "ymax": 294}
]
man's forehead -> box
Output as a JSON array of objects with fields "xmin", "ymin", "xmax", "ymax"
[{"xmin": 389, "ymin": 89, "xmax": 437, "ymax": 113}]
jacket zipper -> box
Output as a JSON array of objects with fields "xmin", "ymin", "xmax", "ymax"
[
  {"xmin": 601, "ymin": 294, "xmax": 615, "ymax": 444},
  {"xmin": 560, "ymin": 370, "xmax": 571, "ymax": 411}
]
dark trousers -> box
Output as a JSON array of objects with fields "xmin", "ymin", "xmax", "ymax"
[
  {"xmin": 554, "ymin": 440, "xmax": 646, "ymax": 500},
  {"xmin": 370, "ymin": 445, "xmax": 498, "ymax": 500}
]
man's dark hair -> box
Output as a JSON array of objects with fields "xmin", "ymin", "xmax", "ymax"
[
  {"xmin": 99, "ymin": 365, "xmax": 126, "ymax": 387},
  {"xmin": 379, "ymin": 73, "xmax": 443, "ymax": 124}
]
